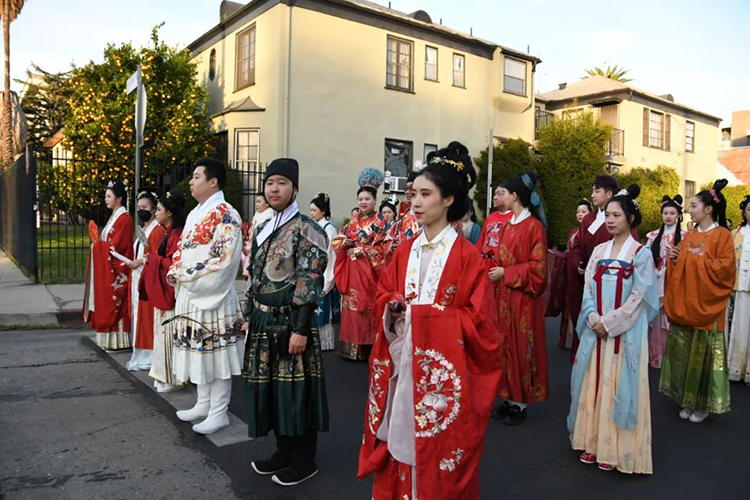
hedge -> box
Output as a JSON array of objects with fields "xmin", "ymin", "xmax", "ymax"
[
  {"xmin": 473, "ymin": 138, "xmax": 536, "ymax": 218},
  {"xmin": 616, "ymin": 166, "xmax": 681, "ymax": 237},
  {"xmin": 700, "ymin": 182, "xmax": 750, "ymax": 228}
]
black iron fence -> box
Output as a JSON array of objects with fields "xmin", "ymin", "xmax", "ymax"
[
  {"xmin": 0, "ymin": 153, "xmax": 37, "ymax": 281},
  {"xmin": 34, "ymin": 150, "xmax": 265, "ymax": 283}
]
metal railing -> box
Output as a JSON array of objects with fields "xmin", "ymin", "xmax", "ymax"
[
  {"xmin": 607, "ymin": 128, "xmax": 625, "ymax": 157},
  {"xmin": 534, "ymin": 109, "xmax": 554, "ymax": 138}
]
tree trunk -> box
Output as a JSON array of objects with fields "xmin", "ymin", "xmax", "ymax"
[{"xmin": 3, "ymin": 1, "xmax": 13, "ymax": 169}]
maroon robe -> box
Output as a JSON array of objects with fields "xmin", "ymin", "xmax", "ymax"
[
  {"xmin": 494, "ymin": 215, "xmax": 549, "ymax": 404},
  {"xmin": 358, "ymin": 236, "xmax": 502, "ymax": 500},
  {"xmin": 568, "ymin": 210, "xmax": 638, "ymax": 357},
  {"xmin": 140, "ymin": 226, "xmax": 182, "ymax": 311}
]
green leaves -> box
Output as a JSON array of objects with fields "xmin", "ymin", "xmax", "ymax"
[{"xmin": 583, "ymin": 65, "xmax": 633, "ymax": 83}]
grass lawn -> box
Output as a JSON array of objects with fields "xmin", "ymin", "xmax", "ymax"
[{"xmin": 37, "ymin": 223, "xmax": 90, "ymax": 284}]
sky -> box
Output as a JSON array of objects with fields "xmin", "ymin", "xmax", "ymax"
[{"xmin": 8, "ymin": 0, "xmax": 750, "ymax": 124}]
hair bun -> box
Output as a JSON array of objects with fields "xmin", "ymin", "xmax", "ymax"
[
  {"xmin": 627, "ymin": 183, "xmax": 641, "ymax": 199},
  {"xmin": 661, "ymin": 195, "xmax": 671, "ymax": 203},
  {"xmin": 168, "ymin": 188, "xmax": 186, "ymax": 207},
  {"xmin": 713, "ymin": 179, "xmax": 729, "ymax": 192},
  {"xmin": 674, "ymin": 194, "xmax": 683, "ymax": 205},
  {"xmin": 446, "ymin": 141, "xmax": 469, "ymax": 157}
]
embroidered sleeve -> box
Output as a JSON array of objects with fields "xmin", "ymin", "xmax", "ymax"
[
  {"xmin": 502, "ymin": 222, "xmax": 548, "ymax": 296},
  {"xmin": 292, "ymin": 222, "xmax": 328, "ymax": 306}
]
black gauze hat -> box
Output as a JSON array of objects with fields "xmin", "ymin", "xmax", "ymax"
[{"xmin": 264, "ymin": 158, "xmax": 299, "ymax": 187}]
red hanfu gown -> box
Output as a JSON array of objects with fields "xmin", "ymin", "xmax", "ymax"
[
  {"xmin": 494, "ymin": 213, "xmax": 549, "ymax": 404},
  {"xmin": 358, "ymin": 234, "xmax": 501, "ymax": 500},
  {"xmin": 568, "ymin": 210, "xmax": 639, "ymax": 358},
  {"xmin": 132, "ymin": 223, "xmax": 165, "ymax": 350},
  {"xmin": 332, "ymin": 211, "xmax": 391, "ymax": 357},
  {"xmin": 476, "ymin": 210, "xmax": 512, "ymax": 270},
  {"xmin": 84, "ymin": 208, "xmax": 134, "ymax": 350}
]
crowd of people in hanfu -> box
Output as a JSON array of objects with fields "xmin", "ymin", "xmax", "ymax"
[{"xmin": 83, "ymin": 140, "xmax": 748, "ymax": 497}]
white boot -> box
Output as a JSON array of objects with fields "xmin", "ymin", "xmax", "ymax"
[
  {"xmin": 176, "ymin": 383, "xmax": 210, "ymax": 422},
  {"xmin": 192, "ymin": 378, "xmax": 232, "ymax": 435}
]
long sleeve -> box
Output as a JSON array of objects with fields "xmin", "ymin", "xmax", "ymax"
[
  {"xmin": 568, "ymin": 219, "xmax": 586, "ymax": 274},
  {"xmin": 602, "ymin": 247, "xmax": 658, "ymax": 337},
  {"xmin": 322, "ymin": 224, "xmax": 337, "ymax": 294},
  {"xmin": 580, "ymin": 247, "xmax": 601, "ymax": 330},
  {"xmin": 292, "ymin": 223, "xmax": 328, "ymax": 307},
  {"xmin": 501, "ymin": 220, "xmax": 548, "ymax": 297}
]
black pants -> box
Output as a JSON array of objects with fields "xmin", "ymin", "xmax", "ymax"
[{"xmin": 272, "ymin": 428, "xmax": 318, "ymax": 471}]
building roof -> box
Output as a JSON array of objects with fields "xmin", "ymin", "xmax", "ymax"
[
  {"xmin": 210, "ymin": 95, "xmax": 266, "ymax": 118},
  {"xmin": 43, "ymin": 127, "xmax": 65, "ymax": 149},
  {"xmin": 718, "ymin": 147, "xmax": 750, "ymax": 185},
  {"xmin": 188, "ymin": 0, "xmax": 540, "ymax": 64},
  {"xmin": 540, "ymin": 75, "xmax": 721, "ymax": 125}
]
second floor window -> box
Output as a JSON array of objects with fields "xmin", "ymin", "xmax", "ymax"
[
  {"xmin": 686, "ymin": 121, "xmax": 695, "ymax": 152},
  {"xmin": 387, "ymin": 36, "xmax": 413, "ymax": 91},
  {"xmin": 504, "ymin": 57, "xmax": 526, "ymax": 96},
  {"xmin": 685, "ymin": 180, "xmax": 696, "ymax": 200},
  {"xmin": 425, "ymin": 46, "xmax": 438, "ymax": 82},
  {"xmin": 235, "ymin": 25, "xmax": 256, "ymax": 90},
  {"xmin": 453, "ymin": 53, "xmax": 465, "ymax": 87}
]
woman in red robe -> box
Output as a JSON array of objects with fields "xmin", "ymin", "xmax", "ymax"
[
  {"xmin": 140, "ymin": 188, "xmax": 187, "ymax": 393},
  {"xmin": 491, "ymin": 172, "xmax": 549, "ymax": 426},
  {"xmin": 358, "ymin": 142, "xmax": 501, "ymax": 500},
  {"xmin": 476, "ymin": 185, "xmax": 513, "ymax": 269},
  {"xmin": 332, "ymin": 168, "xmax": 391, "ymax": 361},
  {"xmin": 84, "ymin": 181, "xmax": 134, "ymax": 351}
]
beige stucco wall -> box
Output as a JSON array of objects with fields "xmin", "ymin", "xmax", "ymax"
[{"xmin": 191, "ymin": 3, "xmax": 536, "ymax": 223}]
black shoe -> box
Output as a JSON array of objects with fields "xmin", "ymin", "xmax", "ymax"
[
  {"xmin": 252, "ymin": 457, "xmax": 289, "ymax": 476},
  {"xmin": 501, "ymin": 405, "xmax": 526, "ymax": 426},
  {"xmin": 271, "ymin": 464, "xmax": 318, "ymax": 487},
  {"xmin": 491, "ymin": 401, "xmax": 511, "ymax": 420}
]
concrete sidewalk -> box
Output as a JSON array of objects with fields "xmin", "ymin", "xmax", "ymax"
[{"xmin": 0, "ymin": 249, "xmax": 247, "ymax": 329}]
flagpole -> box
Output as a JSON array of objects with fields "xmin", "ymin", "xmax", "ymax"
[{"xmin": 486, "ymin": 128, "xmax": 494, "ymax": 216}]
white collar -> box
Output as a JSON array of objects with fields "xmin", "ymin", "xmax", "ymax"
[
  {"xmin": 417, "ymin": 223, "xmax": 455, "ymax": 248},
  {"xmin": 697, "ymin": 222, "xmax": 719, "ymax": 233},
  {"xmin": 663, "ymin": 223, "xmax": 677, "ymax": 233},
  {"xmin": 742, "ymin": 225, "xmax": 750, "ymax": 237},
  {"xmin": 102, "ymin": 206, "xmax": 127, "ymax": 239},
  {"xmin": 588, "ymin": 208, "xmax": 606, "ymax": 234},
  {"xmin": 317, "ymin": 217, "xmax": 331, "ymax": 229},
  {"xmin": 604, "ymin": 235, "xmax": 636, "ymax": 261},
  {"xmin": 255, "ymin": 200, "xmax": 300, "ymax": 246},
  {"xmin": 184, "ymin": 190, "xmax": 226, "ymax": 236},
  {"xmin": 510, "ymin": 208, "xmax": 531, "ymax": 225}
]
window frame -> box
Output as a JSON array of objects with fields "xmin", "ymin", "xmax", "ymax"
[
  {"xmin": 384, "ymin": 138, "xmax": 414, "ymax": 179},
  {"xmin": 503, "ymin": 57, "xmax": 527, "ymax": 96},
  {"xmin": 452, "ymin": 53, "xmax": 466, "ymax": 88},
  {"xmin": 234, "ymin": 24, "xmax": 256, "ymax": 92},
  {"xmin": 234, "ymin": 128, "xmax": 260, "ymax": 171},
  {"xmin": 648, "ymin": 110, "xmax": 665, "ymax": 149},
  {"xmin": 686, "ymin": 120, "xmax": 695, "ymax": 153},
  {"xmin": 685, "ymin": 180, "xmax": 696, "ymax": 200},
  {"xmin": 386, "ymin": 35, "xmax": 414, "ymax": 93},
  {"xmin": 423, "ymin": 143, "xmax": 438, "ymax": 162},
  {"xmin": 424, "ymin": 45, "xmax": 439, "ymax": 82}
]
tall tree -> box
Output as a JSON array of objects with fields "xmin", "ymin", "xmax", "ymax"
[
  {"xmin": 1, "ymin": 0, "xmax": 26, "ymax": 169},
  {"xmin": 19, "ymin": 64, "xmax": 73, "ymax": 149},
  {"xmin": 583, "ymin": 64, "xmax": 633, "ymax": 83}
]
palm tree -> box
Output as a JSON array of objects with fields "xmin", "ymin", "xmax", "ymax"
[
  {"xmin": 1, "ymin": 0, "xmax": 26, "ymax": 169},
  {"xmin": 582, "ymin": 64, "xmax": 633, "ymax": 83}
]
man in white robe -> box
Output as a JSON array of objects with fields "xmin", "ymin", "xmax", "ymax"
[{"xmin": 168, "ymin": 158, "xmax": 244, "ymax": 435}]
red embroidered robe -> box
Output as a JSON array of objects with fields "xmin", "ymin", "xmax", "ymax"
[
  {"xmin": 85, "ymin": 212, "xmax": 134, "ymax": 332},
  {"xmin": 131, "ymin": 223, "xmax": 165, "ymax": 349},
  {"xmin": 494, "ymin": 215, "xmax": 549, "ymax": 404},
  {"xmin": 332, "ymin": 211, "xmax": 391, "ymax": 345},
  {"xmin": 358, "ymin": 236, "xmax": 501, "ymax": 500},
  {"xmin": 140, "ymin": 226, "xmax": 182, "ymax": 311},
  {"xmin": 476, "ymin": 210, "xmax": 512, "ymax": 270}
]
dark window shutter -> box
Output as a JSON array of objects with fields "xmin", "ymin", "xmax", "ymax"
[
  {"xmin": 664, "ymin": 114, "xmax": 671, "ymax": 151},
  {"xmin": 643, "ymin": 108, "xmax": 649, "ymax": 146}
]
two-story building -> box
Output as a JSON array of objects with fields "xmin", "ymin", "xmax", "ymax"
[
  {"xmin": 537, "ymin": 75, "xmax": 721, "ymax": 199},
  {"xmin": 188, "ymin": 0, "xmax": 541, "ymax": 220},
  {"xmin": 718, "ymin": 109, "xmax": 750, "ymax": 185}
]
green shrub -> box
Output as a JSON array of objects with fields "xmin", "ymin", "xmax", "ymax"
[
  {"xmin": 616, "ymin": 166, "xmax": 680, "ymax": 237},
  {"xmin": 700, "ymin": 182, "xmax": 750, "ymax": 228},
  {"xmin": 177, "ymin": 166, "xmax": 244, "ymax": 216},
  {"xmin": 474, "ymin": 138, "xmax": 536, "ymax": 217}
]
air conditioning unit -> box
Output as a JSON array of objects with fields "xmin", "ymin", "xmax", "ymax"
[{"xmin": 388, "ymin": 176, "xmax": 408, "ymax": 193}]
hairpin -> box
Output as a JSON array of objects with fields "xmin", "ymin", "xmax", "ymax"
[
  {"xmin": 709, "ymin": 189, "xmax": 721, "ymax": 204},
  {"xmin": 107, "ymin": 180, "xmax": 115, "ymax": 188},
  {"xmin": 430, "ymin": 156, "xmax": 464, "ymax": 172},
  {"xmin": 166, "ymin": 191, "xmax": 172, "ymax": 199}
]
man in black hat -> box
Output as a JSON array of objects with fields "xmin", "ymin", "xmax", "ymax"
[{"xmin": 243, "ymin": 158, "xmax": 330, "ymax": 487}]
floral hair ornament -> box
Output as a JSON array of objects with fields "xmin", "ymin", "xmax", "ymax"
[
  {"xmin": 107, "ymin": 180, "xmax": 115, "ymax": 188},
  {"xmin": 166, "ymin": 191, "xmax": 172, "ymax": 199},
  {"xmin": 616, "ymin": 188, "xmax": 641, "ymax": 211},
  {"xmin": 430, "ymin": 156, "xmax": 464, "ymax": 172}
]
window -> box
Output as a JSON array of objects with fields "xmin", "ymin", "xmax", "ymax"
[
  {"xmin": 649, "ymin": 110, "xmax": 664, "ymax": 149},
  {"xmin": 425, "ymin": 46, "xmax": 438, "ymax": 82},
  {"xmin": 685, "ymin": 180, "xmax": 696, "ymax": 200},
  {"xmin": 686, "ymin": 121, "xmax": 695, "ymax": 153},
  {"xmin": 235, "ymin": 25, "xmax": 256, "ymax": 90},
  {"xmin": 452, "ymin": 53, "xmax": 465, "ymax": 87},
  {"xmin": 423, "ymin": 143, "xmax": 438, "ymax": 162},
  {"xmin": 209, "ymin": 49, "xmax": 216, "ymax": 81},
  {"xmin": 234, "ymin": 129, "xmax": 259, "ymax": 170},
  {"xmin": 386, "ymin": 36, "xmax": 413, "ymax": 92},
  {"xmin": 384, "ymin": 138, "xmax": 413, "ymax": 178},
  {"xmin": 504, "ymin": 57, "xmax": 526, "ymax": 96}
]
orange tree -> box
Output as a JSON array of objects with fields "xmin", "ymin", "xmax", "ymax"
[{"xmin": 58, "ymin": 24, "xmax": 212, "ymax": 215}]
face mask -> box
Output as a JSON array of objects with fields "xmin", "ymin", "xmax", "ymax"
[{"xmin": 137, "ymin": 209, "xmax": 153, "ymax": 223}]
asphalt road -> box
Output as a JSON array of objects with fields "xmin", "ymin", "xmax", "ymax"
[{"xmin": 2, "ymin": 318, "xmax": 749, "ymax": 499}]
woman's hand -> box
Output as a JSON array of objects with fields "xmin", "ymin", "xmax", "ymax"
[
  {"xmin": 488, "ymin": 266, "xmax": 505, "ymax": 282},
  {"xmin": 167, "ymin": 274, "xmax": 177, "ymax": 285},
  {"xmin": 592, "ymin": 321, "xmax": 607, "ymax": 338},
  {"xmin": 128, "ymin": 258, "xmax": 144, "ymax": 269},
  {"xmin": 388, "ymin": 299, "xmax": 404, "ymax": 320},
  {"xmin": 668, "ymin": 245, "xmax": 680, "ymax": 261},
  {"xmin": 347, "ymin": 247, "xmax": 360, "ymax": 259}
]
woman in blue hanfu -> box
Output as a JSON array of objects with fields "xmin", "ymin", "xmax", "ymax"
[{"xmin": 567, "ymin": 184, "xmax": 658, "ymax": 474}]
